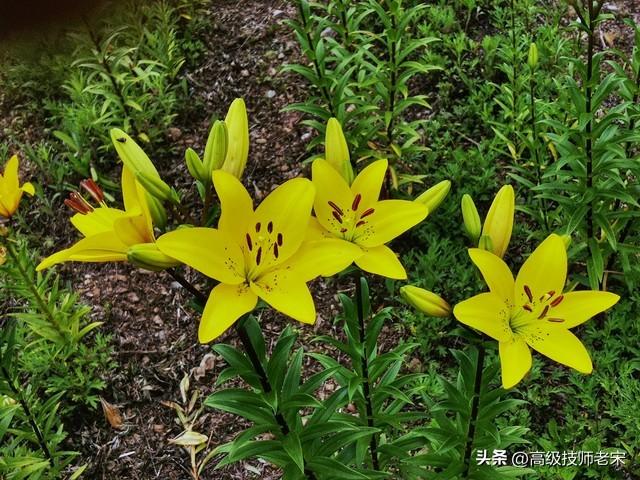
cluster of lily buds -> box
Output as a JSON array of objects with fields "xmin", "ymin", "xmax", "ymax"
[
  {"xmin": 185, "ymin": 98, "xmax": 248, "ymax": 185},
  {"xmin": 461, "ymin": 185, "xmax": 515, "ymax": 259}
]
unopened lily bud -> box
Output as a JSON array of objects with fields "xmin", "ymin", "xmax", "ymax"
[
  {"xmin": 111, "ymin": 129, "xmax": 174, "ymax": 201},
  {"xmin": 415, "ymin": 180, "xmax": 451, "ymax": 214},
  {"xmin": 481, "ymin": 185, "xmax": 515, "ymax": 258},
  {"xmin": 461, "ymin": 194, "xmax": 482, "ymax": 242},
  {"xmin": 134, "ymin": 172, "xmax": 171, "ymax": 203},
  {"xmin": 400, "ymin": 285, "xmax": 451, "ymax": 318},
  {"xmin": 221, "ymin": 98, "xmax": 249, "ymax": 179},
  {"xmin": 185, "ymin": 148, "xmax": 209, "ymax": 183},
  {"xmin": 145, "ymin": 193, "xmax": 168, "ymax": 230},
  {"xmin": 325, "ymin": 118, "xmax": 355, "ymax": 184},
  {"xmin": 478, "ymin": 234, "xmax": 494, "ymax": 252},
  {"xmin": 528, "ymin": 42, "xmax": 539, "ymax": 69},
  {"xmin": 127, "ymin": 243, "xmax": 180, "ymax": 271},
  {"xmin": 560, "ymin": 234, "xmax": 571, "ymax": 249},
  {"xmin": 203, "ymin": 120, "xmax": 228, "ymax": 174}
]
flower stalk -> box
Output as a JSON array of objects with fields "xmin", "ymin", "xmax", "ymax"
[
  {"xmin": 355, "ymin": 276, "xmax": 380, "ymax": 471},
  {"xmin": 463, "ymin": 345, "xmax": 485, "ymax": 478},
  {"xmin": 165, "ymin": 268, "xmax": 318, "ymax": 479}
]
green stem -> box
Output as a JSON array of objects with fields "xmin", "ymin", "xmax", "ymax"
[
  {"xmin": 529, "ymin": 69, "xmax": 550, "ymax": 232},
  {"xmin": 0, "ymin": 365, "xmax": 54, "ymax": 466},
  {"xmin": 298, "ymin": 1, "xmax": 337, "ymax": 118},
  {"xmin": 585, "ymin": 0, "xmax": 596, "ymax": 241},
  {"xmin": 4, "ymin": 241, "xmax": 59, "ymax": 333},
  {"xmin": 509, "ymin": 0, "xmax": 519, "ymax": 127},
  {"xmin": 165, "ymin": 269, "xmax": 317, "ymax": 479},
  {"xmin": 463, "ymin": 345, "xmax": 486, "ymax": 478},
  {"xmin": 355, "ymin": 277, "xmax": 380, "ymax": 471},
  {"xmin": 200, "ymin": 184, "xmax": 213, "ymax": 227},
  {"xmin": 83, "ymin": 18, "xmax": 138, "ymax": 138}
]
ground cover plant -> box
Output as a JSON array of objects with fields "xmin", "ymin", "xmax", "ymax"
[{"xmin": 0, "ymin": 0, "xmax": 638, "ymax": 479}]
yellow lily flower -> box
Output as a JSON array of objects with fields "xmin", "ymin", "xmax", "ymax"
[
  {"xmin": 311, "ymin": 158, "xmax": 428, "ymax": 279},
  {"xmin": 480, "ymin": 184, "xmax": 514, "ymax": 258},
  {"xmin": 453, "ymin": 234, "xmax": 620, "ymax": 389},
  {"xmin": 156, "ymin": 170, "xmax": 360, "ymax": 343},
  {"xmin": 0, "ymin": 155, "xmax": 35, "ymax": 218},
  {"xmin": 37, "ymin": 167, "xmax": 175, "ymax": 270}
]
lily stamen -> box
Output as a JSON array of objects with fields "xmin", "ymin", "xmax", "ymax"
[
  {"xmin": 64, "ymin": 192, "xmax": 94, "ymax": 215},
  {"xmin": 246, "ymin": 234, "xmax": 253, "ymax": 251},
  {"xmin": 352, "ymin": 193, "xmax": 362, "ymax": 211},
  {"xmin": 332, "ymin": 211, "xmax": 343, "ymax": 223},
  {"xmin": 328, "ymin": 201, "xmax": 343, "ymax": 215},
  {"xmin": 550, "ymin": 295, "xmax": 564, "ymax": 307},
  {"xmin": 360, "ymin": 208, "xmax": 375, "ymax": 218},
  {"xmin": 80, "ymin": 179, "xmax": 105, "ymax": 204},
  {"xmin": 524, "ymin": 285, "xmax": 533, "ymax": 303},
  {"xmin": 537, "ymin": 305, "xmax": 549, "ymax": 319}
]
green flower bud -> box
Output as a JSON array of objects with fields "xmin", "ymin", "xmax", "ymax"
[
  {"xmin": 185, "ymin": 148, "xmax": 209, "ymax": 183},
  {"xmin": 127, "ymin": 243, "xmax": 180, "ymax": 271},
  {"xmin": 203, "ymin": 120, "xmax": 228, "ymax": 174},
  {"xmin": 400, "ymin": 285, "xmax": 451, "ymax": 318},
  {"xmin": 221, "ymin": 98, "xmax": 249, "ymax": 179},
  {"xmin": 415, "ymin": 180, "xmax": 451, "ymax": 214},
  {"xmin": 145, "ymin": 192, "xmax": 168, "ymax": 230},
  {"xmin": 325, "ymin": 118, "xmax": 355, "ymax": 184},
  {"xmin": 134, "ymin": 171, "xmax": 175, "ymax": 204},
  {"xmin": 528, "ymin": 42, "xmax": 539, "ymax": 69},
  {"xmin": 461, "ymin": 194, "xmax": 482, "ymax": 242}
]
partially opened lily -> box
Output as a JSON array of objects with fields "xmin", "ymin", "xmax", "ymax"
[
  {"xmin": 156, "ymin": 170, "xmax": 360, "ymax": 343},
  {"xmin": 0, "ymin": 155, "xmax": 35, "ymax": 218},
  {"xmin": 37, "ymin": 167, "xmax": 176, "ymax": 271},
  {"xmin": 311, "ymin": 158, "xmax": 428, "ymax": 279},
  {"xmin": 453, "ymin": 234, "xmax": 620, "ymax": 389}
]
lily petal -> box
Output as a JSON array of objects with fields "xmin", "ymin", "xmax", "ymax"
[
  {"xmin": 552, "ymin": 291, "xmax": 620, "ymax": 328},
  {"xmin": 252, "ymin": 177, "xmax": 315, "ymax": 268},
  {"xmin": 350, "ymin": 159, "xmax": 388, "ymax": 210},
  {"xmin": 213, "ymin": 169, "xmax": 254, "ymax": 241},
  {"xmin": 36, "ymin": 232, "xmax": 129, "ymax": 270},
  {"xmin": 354, "ymin": 199, "xmax": 428, "ymax": 248},
  {"xmin": 514, "ymin": 234, "xmax": 566, "ymax": 307},
  {"xmin": 199, "ymin": 283, "xmax": 258, "ymax": 343},
  {"xmin": 453, "ymin": 292, "xmax": 512, "ymax": 342},
  {"xmin": 312, "ymin": 159, "xmax": 354, "ymax": 235},
  {"xmin": 468, "ymin": 248, "xmax": 515, "ymax": 306},
  {"xmin": 156, "ymin": 228, "xmax": 245, "ymax": 284},
  {"xmin": 499, "ymin": 338, "xmax": 532, "ymax": 389},
  {"xmin": 21, "ymin": 182, "xmax": 35, "ymax": 196},
  {"xmin": 251, "ymin": 269, "xmax": 315, "ymax": 324},
  {"xmin": 520, "ymin": 323, "xmax": 593, "ymax": 374},
  {"xmin": 70, "ymin": 208, "xmax": 128, "ymax": 237},
  {"xmin": 283, "ymin": 238, "xmax": 363, "ymax": 281},
  {"xmin": 354, "ymin": 244, "xmax": 406, "ymax": 279},
  {"xmin": 113, "ymin": 215, "xmax": 154, "ymax": 246}
]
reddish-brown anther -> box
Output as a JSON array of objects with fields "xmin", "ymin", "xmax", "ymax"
[{"xmin": 80, "ymin": 179, "xmax": 105, "ymax": 204}]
